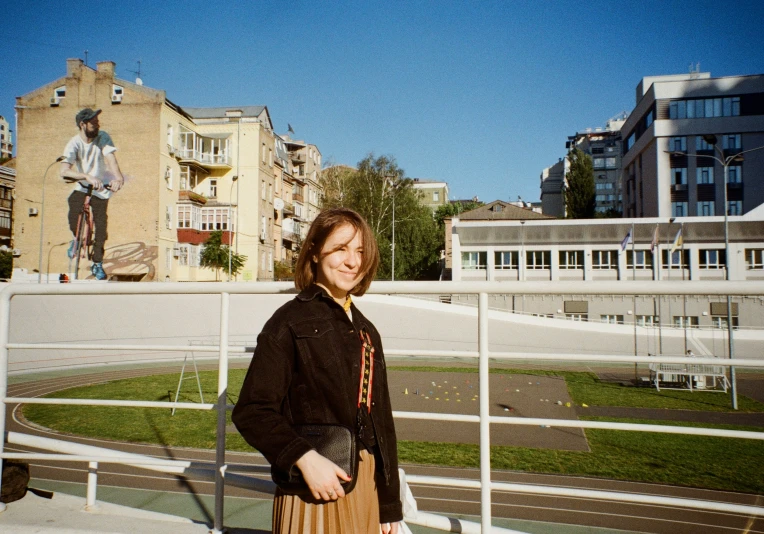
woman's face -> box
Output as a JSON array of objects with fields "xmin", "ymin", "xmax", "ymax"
[{"xmin": 315, "ymin": 223, "xmax": 364, "ymax": 300}]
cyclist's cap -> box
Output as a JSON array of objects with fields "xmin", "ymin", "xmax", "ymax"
[{"xmin": 75, "ymin": 108, "xmax": 101, "ymax": 125}]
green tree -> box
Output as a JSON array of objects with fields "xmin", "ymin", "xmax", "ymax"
[
  {"xmin": 564, "ymin": 148, "xmax": 596, "ymax": 219},
  {"xmin": 321, "ymin": 154, "xmax": 442, "ymax": 280},
  {"xmin": 0, "ymin": 251, "xmax": 12, "ymax": 279},
  {"xmin": 200, "ymin": 231, "xmax": 247, "ymax": 281}
]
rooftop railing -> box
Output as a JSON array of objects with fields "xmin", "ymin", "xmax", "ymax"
[{"xmin": 2, "ymin": 281, "xmax": 764, "ymax": 533}]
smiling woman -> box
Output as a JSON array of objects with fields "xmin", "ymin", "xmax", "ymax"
[{"xmin": 232, "ymin": 207, "xmax": 403, "ymax": 534}]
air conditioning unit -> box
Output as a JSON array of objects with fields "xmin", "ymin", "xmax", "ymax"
[
  {"xmin": 28, "ymin": 207, "xmax": 39, "ymax": 216},
  {"xmin": 50, "ymin": 97, "xmax": 60, "ymax": 107},
  {"xmin": 260, "ymin": 229, "xmax": 267, "ymax": 242},
  {"xmin": 111, "ymin": 94, "xmax": 122, "ymax": 104},
  {"xmin": 11, "ymin": 249, "xmax": 21, "ymax": 257},
  {"xmin": 172, "ymin": 245, "xmax": 181, "ymax": 257}
]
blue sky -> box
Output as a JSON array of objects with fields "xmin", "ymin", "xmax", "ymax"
[{"xmin": 5, "ymin": 0, "xmax": 764, "ymax": 203}]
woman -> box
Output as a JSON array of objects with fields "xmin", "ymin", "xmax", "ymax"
[{"xmin": 233, "ymin": 208, "xmax": 403, "ymax": 533}]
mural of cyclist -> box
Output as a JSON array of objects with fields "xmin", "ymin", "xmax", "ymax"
[{"xmin": 60, "ymin": 108, "xmax": 124, "ymax": 280}]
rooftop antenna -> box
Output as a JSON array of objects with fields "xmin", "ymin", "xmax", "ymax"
[
  {"xmin": 84, "ymin": 50, "xmax": 88, "ymax": 66},
  {"xmin": 128, "ymin": 60, "xmax": 143, "ymax": 85}
]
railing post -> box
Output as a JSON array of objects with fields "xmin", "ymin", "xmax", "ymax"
[
  {"xmin": 478, "ymin": 292, "xmax": 492, "ymax": 532},
  {"xmin": 0, "ymin": 289, "xmax": 10, "ymax": 513},
  {"xmin": 86, "ymin": 461, "xmax": 98, "ymax": 509},
  {"xmin": 212, "ymin": 291, "xmax": 230, "ymax": 534}
]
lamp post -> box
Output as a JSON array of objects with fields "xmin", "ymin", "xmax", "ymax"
[
  {"xmin": 46, "ymin": 242, "xmax": 70, "ymax": 283},
  {"xmin": 37, "ymin": 156, "xmax": 65, "ymax": 283},
  {"xmin": 385, "ymin": 175, "xmax": 397, "ymax": 281},
  {"xmin": 666, "ymin": 138, "xmax": 764, "ymax": 410},
  {"xmin": 228, "ymin": 175, "xmax": 238, "ymax": 281}
]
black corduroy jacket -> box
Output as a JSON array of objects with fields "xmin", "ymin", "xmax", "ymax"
[{"xmin": 232, "ymin": 285, "xmax": 403, "ymax": 524}]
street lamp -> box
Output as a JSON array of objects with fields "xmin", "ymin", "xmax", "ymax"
[
  {"xmin": 666, "ymin": 137, "xmax": 764, "ymax": 410},
  {"xmin": 37, "ymin": 156, "xmax": 65, "ymax": 283},
  {"xmin": 228, "ymin": 175, "xmax": 238, "ymax": 281},
  {"xmin": 385, "ymin": 175, "xmax": 397, "ymax": 281}
]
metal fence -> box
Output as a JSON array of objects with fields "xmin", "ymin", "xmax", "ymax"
[{"xmin": 2, "ymin": 280, "xmax": 764, "ymax": 533}]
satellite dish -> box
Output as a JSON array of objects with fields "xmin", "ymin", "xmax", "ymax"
[{"xmin": 274, "ymin": 198, "xmax": 284, "ymax": 210}]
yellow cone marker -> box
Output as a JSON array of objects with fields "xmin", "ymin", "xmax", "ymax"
[{"xmin": 405, "ymin": 388, "xmax": 408, "ymax": 395}]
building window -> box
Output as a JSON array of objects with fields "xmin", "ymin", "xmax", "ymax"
[
  {"xmin": 165, "ymin": 205, "xmax": 172, "ymax": 229},
  {"xmin": 712, "ymin": 316, "xmax": 739, "ymax": 329},
  {"xmin": 592, "ymin": 250, "xmax": 618, "ymax": 269},
  {"xmin": 166, "ymin": 247, "xmax": 172, "ymax": 270},
  {"xmin": 209, "ymin": 179, "xmax": 217, "ymax": 198},
  {"xmin": 727, "ymin": 201, "xmax": 743, "ymax": 215},
  {"xmin": 672, "ymin": 97, "xmax": 740, "ymax": 119},
  {"xmin": 727, "ymin": 166, "xmax": 742, "ymax": 183},
  {"xmin": 671, "ymin": 168, "xmax": 687, "ymax": 185},
  {"xmin": 670, "ymin": 137, "xmax": 687, "ymax": 152},
  {"xmin": 190, "ymin": 245, "xmax": 200, "ymax": 267},
  {"xmin": 433, "ymin": 191, "xmax": 439, "ymax": 202},
  {"xmin": 201, "ymin": 208, "xmax": 230, "ymax": 231},
  {"xmin": 268, "ymin": 251, "xmax": 273, "ymax": 271},
  {"xmin": 178, "ymin": 245, "xmax": 189, "ymax": 266},
  {"xmin": 601, "ymin": 315, "xmax": 624, "ymax": 324},
  {"xmin": 495, "ymin": 251, "xmax": 518, "ymax": 269},
  {"xmin": 662, "ymin": 249, "xmax": 689, "ymax": 269},
  {"xmin": 645, "ymin": 110, "xmax": 654, "ymax": 127},
  {"xmin": 593, "ymin": 158, "xmax": 605, "ymax": 168},
  {"xmin": 673, "ymin": 316, "xmax": 699, "ymax": 328},
  {"xmin": 605, "ymin": 157, "xmax": 617, "ymax": 168},
  {"xmin": 697, "ymin": 201, "xmax": 715, "ymax": 216},
  {"xmin": 671, "ymin": 202, "xmax": 688, "ymax": 217},
  {"xmin": 559, "ymin": 250, "xmax": 584, "ymax": 269},
  {"xmin": 526, "ymin": 251, "xmax": 551, "ymax": 270},
  {"xmin": 566, "ymin": 314, "xmax": 588, "ymax": 322},
  {"xmin": 627, "ymin": 250, "xmax": 653, "ymax": 269},
  {"xmin": 746, "ymin": 249, "xmax": 764, "ymax": 269},
  {"xmin": 722, "ymin": 134, "xmax": 741, "ymax": 150},
  {"xmin": 0, "ymin": 212, "xmax": 10, "ymax": 230},
  {"xmin": 165, "ymin": 167, "xmax": 173, "ymax": 190},
  {"xmin": 595, "ymin": 183, "xmax": 614, "ymax": 190},
  {"xmin": 637, "ymin": 315, "xmax": 660, "ymax": 327},
  {"xmin": 269, "ymin": 149, "xmax": 273, "ymax": 167},
  {"xmin": 699, "ymin": 249, "xmax": 725, "ymax": 269},
  {"xmin": 696, "ymin": 167, "xmax": 714, "ymax": 184},
  {"xmin": 462, "ymin": 251, "xmax": 487, "ymax": 270},
  {"xmin": 177, "ymin": 205, "xmax": 200, "ymax": 229},
  {"xmin": 262, "ymin": 181, "xmax": 266, "ymax": 200},
  {"xmin": 626, "ymin": 133, "xmax": 635, "ymax": 151},
  {"xmin": 167, "ymin": 125, "xmax": 174, "ymax": 149}
]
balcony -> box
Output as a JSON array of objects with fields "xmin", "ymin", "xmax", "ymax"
[
  {"xmin": 177, "ymin": 228, "xmax": 233, "ymax": 245},
  {"xmin": 282, "ymin": 230, "xmax": 299, "ymax": 243},
  {"xmin": 293, "ymin": 193, "xmax": 304, "ymax": 203},
  {"xmin": 671, "ymin": 183, "xmax": 687, "ymax": 192},
  {"xmin": 0, "ymin": 198, "xmax": 11, "ymax": 209},
  {"xmin": 290, "ymin": 152, "xmax": 306, "ymax": 164},
  {"xmin": 178, "ymin": 190, "xmax": 208, "ymax": 205},
  {"xmin": 177, "ymin": 148, "xmax": 232, "ymax": 169}
]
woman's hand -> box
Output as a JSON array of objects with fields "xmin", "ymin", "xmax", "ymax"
[
  {"xmin": 381, "ymin": 522, "xmax": 400, "ymax": 534},
  {"xmin": 294, "ymin": 450, "xmax": 351, "ymax": 501}
]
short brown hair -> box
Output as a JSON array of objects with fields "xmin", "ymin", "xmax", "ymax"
[{"xmin": 294, "ymin": 208, "xmax": 379, "ymax": 295}]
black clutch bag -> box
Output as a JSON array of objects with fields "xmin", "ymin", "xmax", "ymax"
[{"xmin": 273, "ymin": 424, "xmax": 358, "ymax": 496}]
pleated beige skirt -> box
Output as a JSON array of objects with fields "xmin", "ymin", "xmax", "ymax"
[{"xmin": 273, "ymin": 449, "xmax": 380, "ymax": 534}]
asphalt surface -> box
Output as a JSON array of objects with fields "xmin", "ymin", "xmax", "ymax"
[{"xmin": 3, "ymin": 364, "xmax": 764, "ymax": 534}]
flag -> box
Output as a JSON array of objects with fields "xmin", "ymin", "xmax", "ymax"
[
  {"xmin": 670, "ymin": 228, "xmax": 683, "ymax": 254},
  {"xmin": 620, "ymin": 230, "xmax": 632, "ymax": 252},
  {"xmin": 650, "ymin": 225, "xmax": 660, "ymax": 252}
]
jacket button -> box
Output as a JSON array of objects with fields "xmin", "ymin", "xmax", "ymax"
[{"xmin": 314, "ymin": 328, "xmax": 318, "ymax": 333}]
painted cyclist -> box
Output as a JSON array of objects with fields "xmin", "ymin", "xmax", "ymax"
[{"xmin": 60, "ymin": 108, "xmax": 124, "ymax": 280}]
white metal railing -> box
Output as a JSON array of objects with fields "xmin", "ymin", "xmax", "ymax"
[{"xmin": 2, "ymin": 281, "xmax": 764, "ymax": 533}]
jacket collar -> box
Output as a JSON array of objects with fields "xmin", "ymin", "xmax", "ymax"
[{"xmin": 296, "ymin": 284, "xmax": 371, "ymax": 330}]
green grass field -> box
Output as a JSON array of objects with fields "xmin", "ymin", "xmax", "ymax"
[{"xmin": 21, "ymin": 368, "xmax": 764, "ymax": 494}]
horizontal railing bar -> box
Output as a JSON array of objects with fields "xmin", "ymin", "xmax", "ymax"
[
  {"xmin": 406, "ymin": 475, "xmax": 764, "ymax": 517},
  {"xmin": 7, "ymin": 343, "xmax": 238, "ymax": 352},
  {"xmin": 8, "ymin": 343, "xmax": 761, "ymax": 368},
  {"xmin": 393, "ymin": 411, "xmax": 764, "ymax": 440},
  {"xmin": 0, "ymin": 453, "xmax": 195, "ymax": 466},
  {"xmin": 3, "ymin": 280, "xmax": 763, "ymax": 297},
  {"xmin": 5, "ymin": 398, "xmax": 233, "ymax": 410},
  {"xmin": 388, "ymin": 349, "xmax": 764, "ymax": 367}
]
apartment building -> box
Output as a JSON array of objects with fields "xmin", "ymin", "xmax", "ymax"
[
  {"xmin": 0, "ymin": 116, "xmax": 12, "ymax": 161},
  {"xmin": 412, "ymin": 178, "xmax": 449, "ymax": 212},
  {"xmin": 281, "ymin": 135, "xmax": 322, "ymax": 240},
  {"xmin": 567, "ymin": 115, "xmax": 626, "ymax": 215},
  {"xmin": 620, "ymin": 72, "xmax": 764, "ymax": 218},
  {"xmin": 13, "ymin": 58, "xmax": 321, "ymax": 282},
  {"xmin": 541, "ymin": 116, "xmax": 626, "ymax": 218},
  {"xmin": 0, "ymin": 163, "xmax": 15, "ymax": 250}
]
